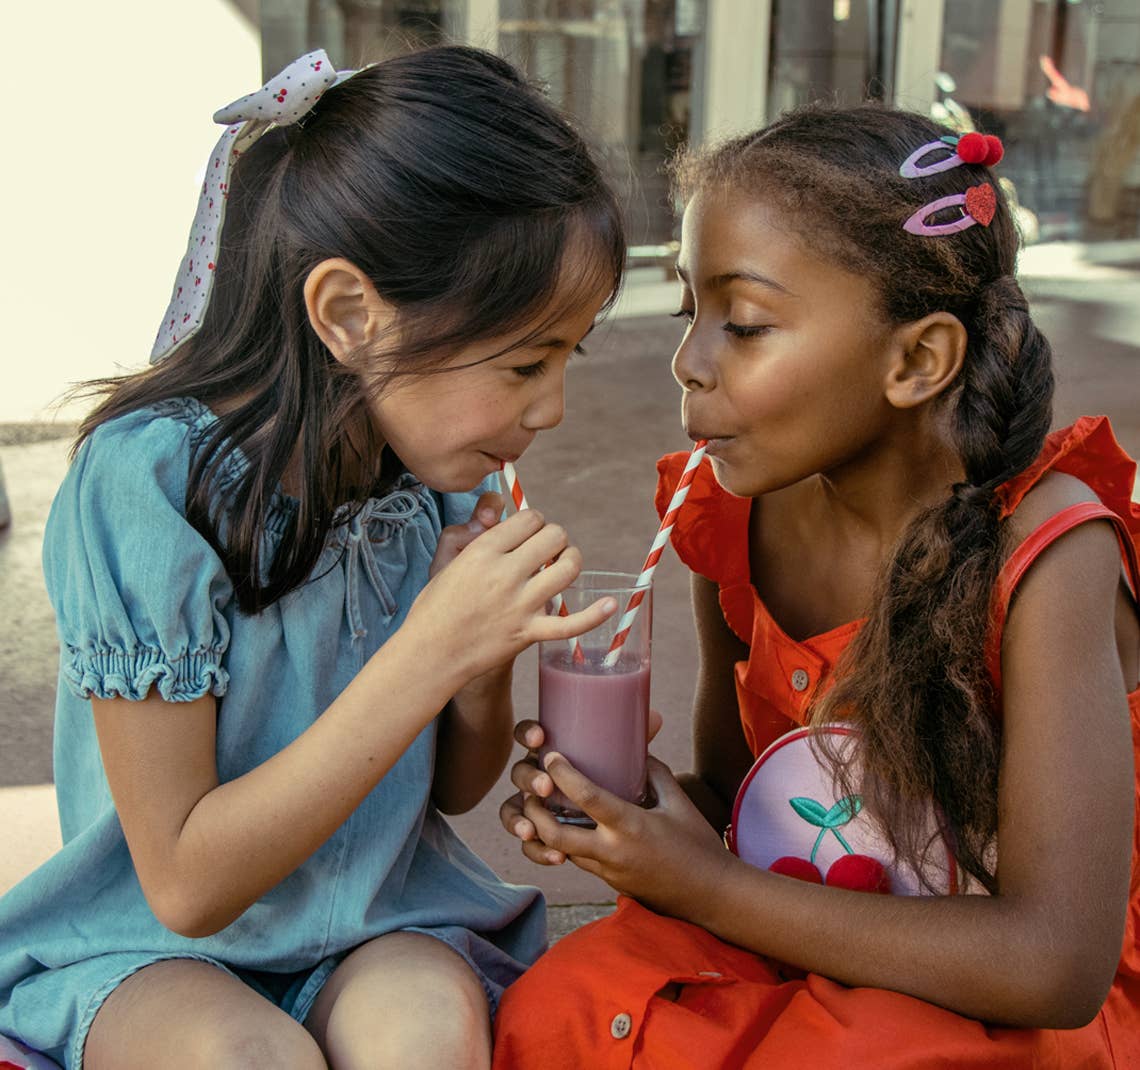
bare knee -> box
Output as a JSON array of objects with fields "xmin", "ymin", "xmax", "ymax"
[
  {"xmin": 85, "ymin": 959, "xmax": 328, "ymax": 1070},
  {"xmin": 196, "ymin": 1015, "xmax": 327, "ymax": 1069},
  {"xmin": 311, "ymin": 934, "xmax": 491, "ymax": 1070},
  {"xmin": 376, "ymin": 971, "xmax": 491, "ymax": 1068}
]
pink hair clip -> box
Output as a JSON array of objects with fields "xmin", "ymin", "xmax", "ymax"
[
  {"xmin": 903, "ymin": 183, "xmax": 997, "ymax": 236},
  {"xmin": 899, "ymin": 132, "xmax": 1004, "ymax": 178}
]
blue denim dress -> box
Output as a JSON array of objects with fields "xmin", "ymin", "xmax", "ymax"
[{"xmin": 0, "ymin": 399, "xmax": 545, "ymax": 1069}]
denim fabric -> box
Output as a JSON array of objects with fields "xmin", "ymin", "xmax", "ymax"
[{"xmin": 0, "ymin": 399, "xmax": 545, "ymax": 1069}]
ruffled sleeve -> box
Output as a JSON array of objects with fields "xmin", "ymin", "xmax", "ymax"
[
  {"xmin": 42, "ymin": 410, "xmax": 234, "ymax": 703},
  {"xmin": 998, "ymin": 415, "xmax": 1140, "ymax": 531},
  {"xmin": 654, "ymin": 451, "xmax": 751, "ymax": 586}
]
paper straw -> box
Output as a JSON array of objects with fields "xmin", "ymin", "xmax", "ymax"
[
  {"xmin": 499, "ymin": 462, "xmax": 584, "ymax": 663},
  {"xmin": 603, "ymin": 440, "xmax": 708, "ymax": 668}
]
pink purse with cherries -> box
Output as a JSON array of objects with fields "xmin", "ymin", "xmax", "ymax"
[{"xmin": 727, "ymin": 724, "xmax": 962, "ymax": 896}]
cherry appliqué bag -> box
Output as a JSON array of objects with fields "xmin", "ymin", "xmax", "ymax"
[{"xmin": 727, "ymin": 725, "xmax": 963, "ymax": 895}]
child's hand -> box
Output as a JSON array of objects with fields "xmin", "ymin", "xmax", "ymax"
[
  {"xmin": 517, "ymin": 753, "xmax": 731, "ymax": 918},
  {"xmin": 428, "ymin": 490, "xmax": 505, "ymax": 579},
  {"xmin": 406, "ymin": 505, "xmax": 615, "ymax": 682},
  {"xmin": 499, "ymin": 712, "xmax": 664, "ymax": 856}
]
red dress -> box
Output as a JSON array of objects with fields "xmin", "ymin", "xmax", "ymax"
[{"xmin": 493, "ymin": 417, "xmax": 1140, "ymax": 1069}]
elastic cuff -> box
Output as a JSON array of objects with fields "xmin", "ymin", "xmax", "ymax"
[{"xmin": 65, "ymin": 647, "xmax": 229, "ymax": 702}]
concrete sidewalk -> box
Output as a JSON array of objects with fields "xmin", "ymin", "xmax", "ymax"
[{"xmin": 3, "ymin": 251, "xmax": 1140, "ymax": 929}]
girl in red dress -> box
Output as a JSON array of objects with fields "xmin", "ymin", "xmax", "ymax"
[{"xmin": 493, "ymin": 104, "xmax": 1140, "ymax": 1068}]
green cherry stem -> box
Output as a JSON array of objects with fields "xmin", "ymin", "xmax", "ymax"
[{"xmin": 831, "ymin": 828, "xmax": 854, "ymax": 855}]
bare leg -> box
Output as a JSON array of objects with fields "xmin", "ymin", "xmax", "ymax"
[
  {"xmin": 85, "ymin": 958, "xmax": 327, "ymax": 1070},
  {"xmin": 305, "ymin": 931, "xmax": 492, "ymax": 1070}
]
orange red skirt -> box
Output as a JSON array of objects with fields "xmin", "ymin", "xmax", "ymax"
[{"xmin": 492, "ymin": 896, "xmax": 1133, "ymax": 1069}]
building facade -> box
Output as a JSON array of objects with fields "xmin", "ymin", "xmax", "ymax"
[{"xmin": 258, "ymin": 0, "xmax": 1140, "ymax": 247}]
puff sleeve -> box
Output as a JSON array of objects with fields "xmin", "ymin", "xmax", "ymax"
[{"xmin": 42, "ymin": 411, "xmax": 234, "ymax": 703}]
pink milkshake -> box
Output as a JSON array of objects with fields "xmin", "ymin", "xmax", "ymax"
[{"xmin": 539, "ymin": 650, "xmax": 650, "ymax": 823}]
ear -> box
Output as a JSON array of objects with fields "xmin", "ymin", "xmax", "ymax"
[
  {"xmin": 303, "ymin": 258, "xmax": 396, "ymax": 364},
  {"xmin": 883, "ymin": 311, "xmax": 967, "ymax": 409}
]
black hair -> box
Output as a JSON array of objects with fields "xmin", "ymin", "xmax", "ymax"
[{"xmin": 75, "ymin": 45, "xmax": 626, "ymax": 613}]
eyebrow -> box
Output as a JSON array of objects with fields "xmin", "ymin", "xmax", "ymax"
[
  {"xmin": 675, "ymin": 265, "xmax": 795, "ymax": 296},
  {"xmin": 531, "ymin": 321, "xmax": 598, "ymax": 350}
]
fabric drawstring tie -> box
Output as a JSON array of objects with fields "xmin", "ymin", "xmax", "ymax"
[
  {"xmin": 343, "ymin": 489, "xmax": 423, "ymax": 641},
  {"xmin": 151, "ymin": 50, "xmax": 355, "ymax": 363}
]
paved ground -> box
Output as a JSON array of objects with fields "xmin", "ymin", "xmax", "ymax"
[{"xmin": 2, "ymin": 255, "xmax": 1139, "ymax": 918}]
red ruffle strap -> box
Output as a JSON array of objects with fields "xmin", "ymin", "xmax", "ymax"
[
  {"xmin": 998, "ymin": 415, "xmax": 1139, "ymax": 532},
  {"xmin": 655, "ymin": 452, "xmax": 751, "ymax": 587}
]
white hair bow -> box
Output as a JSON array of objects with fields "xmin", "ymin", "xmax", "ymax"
[{"xmin": 151, "ymin": 50, "xmax": 354, "ymax": 362}]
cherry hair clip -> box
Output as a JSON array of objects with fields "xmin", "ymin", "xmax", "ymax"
[
  {"xmin": 899, "ymin": 131, "xmax": 1004, "ymax": 178},
  {"xmin": 903, "ymin": 183, "xmax": 997, "ymax": 236}
]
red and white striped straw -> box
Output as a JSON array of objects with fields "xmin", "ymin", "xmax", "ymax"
[
  {"xmin": 499, "ymin": 461, "xmax": 583, "ymax": 662},
  {"xmin": 499, "ymin": 460, "xmax": 530, "ymax": 516},
  {"xmin": 603, "ymin": 440, "xmax": 708, "ymax": 668}
]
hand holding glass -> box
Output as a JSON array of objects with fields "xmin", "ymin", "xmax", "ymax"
[{"xmin": 538, "ymin": 570, "xmax": 652, "ymax": 825}]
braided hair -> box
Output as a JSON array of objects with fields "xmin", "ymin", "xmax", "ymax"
[{"xmin": 673, "ymin": 104, "xmax": 1054, "ymax": 893}]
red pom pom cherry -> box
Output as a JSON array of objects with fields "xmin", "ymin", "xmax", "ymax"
[
  {"xmin": 956, "ymin": 132, "xmax": 988, "ymax": 164},
  {"xmin": 769, "ymin": 856, "xmax": 824, "ymax": 884},
  {"xmin": 825, "ymin": 854, "xmax": 892, "ymax": 894},
  {"xmin": 982, "ymin": 134, "xmax": 1004, "ymax": 167}
]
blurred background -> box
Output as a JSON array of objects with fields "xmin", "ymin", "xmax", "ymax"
[{"xmin": 2, "ymin": 0, "xmax": 1139, "ymax": 908}]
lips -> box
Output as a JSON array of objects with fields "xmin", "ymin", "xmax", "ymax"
[
  {"xmin": 481, "ymin": 449, "xmax": 524, "ymax": 466},
  {"xmin": 686, "ymin": 428, "xmax": 732, "ymax": 451}
]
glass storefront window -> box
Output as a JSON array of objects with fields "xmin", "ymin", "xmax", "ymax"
[
  {"xmin": 936, "ymin": 0, "xmax": 1140, "ymax": 242},
  {"xmin": 263, "ymin": 0, "xmax": 703, "ymax": 248},
  {"xmin": 767, "ymin": 0, "xmax": 891, "ymax": 118},
  {"xmin": 499, "ymin": 1, "xmax": 704, "ymax": 246},
  {"xmin": 263, "ymin": 1, "xmax": 468, "ymax": 74}
]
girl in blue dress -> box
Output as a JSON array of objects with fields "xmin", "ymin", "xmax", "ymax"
[{"xmin": 0, "ymin": 45, "xmax": 623, "ymax": 1070}]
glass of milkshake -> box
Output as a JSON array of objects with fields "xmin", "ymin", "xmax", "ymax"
[{"xmin": 538, "ymin": 570, "xmax": 652, "ymax": 825}]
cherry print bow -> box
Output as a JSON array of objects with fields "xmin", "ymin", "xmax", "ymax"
[{"xmin": 151, "ymin": 50, "xmax": 353, "ymax": 362}]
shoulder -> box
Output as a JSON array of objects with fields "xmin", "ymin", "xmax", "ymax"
[
  {"xmin": 45, "ymin": 400, "xmax": 223, "ymax": 576},
  {"xmin": 72, "ymin": 399, "xmax": 214, "ymax": 507},
  {"xmin": 1002, "ymin": 471, "xmax": 1102, "ymax": 548},
  {"xmin": 655, "ymin": 452, "xmax": 750, "ymax": 585}
]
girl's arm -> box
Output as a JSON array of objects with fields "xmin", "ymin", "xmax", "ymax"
[
  {"xmin": 428, "ymin": 492, "xmax": 529, "ymax": 815},
  {"xmin": 529, "ymin": 506, "xmax": 1136, "ymax": 1029},
  {"xmin": 673, "ymin": 574, "xmax": 754, "ymax": 830},
  {"xmin": 94, "ymin": 510, "xmax": 611, "ymax": 939},
  {"xmin": 431, "ymin": 664, "xmax": 515, "ymax": 815}
]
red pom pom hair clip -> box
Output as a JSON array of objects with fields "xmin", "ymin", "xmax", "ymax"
[
  {"xmin": 899, "ymin": 132, "xmax": 1004, "ymax": 177},
  {"xmin": 900, "ymin": 132, "xmax": 1004, "ymax": 236}
]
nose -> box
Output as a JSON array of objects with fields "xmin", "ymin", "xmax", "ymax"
[
  {"xmin": 521, "ymin": 368, "xmax": 566, "ymax": 431},
  {"xmin": 671, "ymin": 324, "xmax": 714, "ymax": 392}
]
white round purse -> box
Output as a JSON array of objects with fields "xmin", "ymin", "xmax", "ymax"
[{"xmin": 727, "ymin": 724, "xmax": 963, "ymax": 896}]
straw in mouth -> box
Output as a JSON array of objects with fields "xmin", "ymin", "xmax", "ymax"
[{"xmin": 602, "ymin": 440, "xmax": 708, "ymax": 668}]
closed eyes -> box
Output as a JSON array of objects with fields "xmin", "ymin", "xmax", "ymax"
[
  {"xmin": 672, "ymin": 309, "xmax": 771, "ymax": 339},
  {"xmin": 512, "ymin": 343, "xmax": 587, "ymax": 379}
]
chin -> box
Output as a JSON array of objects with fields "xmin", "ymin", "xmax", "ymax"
[
  {"xmin": 707, "ymin": 456, "xmax": 755, "ymax": 498},
  {"xmin": 411, "ymin": 459, "xmax": 497, "ymax": 495}
]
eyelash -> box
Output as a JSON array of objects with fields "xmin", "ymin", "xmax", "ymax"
[
  {"xmin": 671, "ymin": 310, "xmax": 770, "ymax": 339},
  {"xmin": 512, "ymin": 344, "xmax": 587, "ymax": 379},
  {"xmin": 724, "ymin": 322, "xmax": 771, "ymax": 339}
]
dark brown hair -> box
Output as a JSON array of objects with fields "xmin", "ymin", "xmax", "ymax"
[
  {"xmin": 674, "ymin": 103, "xmax": 1054, "ymax": 893},
  {"xmin": 74, "ymin": 45, "xmax": 625, "ymax": 613}
]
